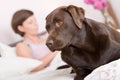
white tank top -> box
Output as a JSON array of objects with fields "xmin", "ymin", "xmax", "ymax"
[{"xmin": 23, "ymin": 39, "xmax": 51, "ymax": 60}]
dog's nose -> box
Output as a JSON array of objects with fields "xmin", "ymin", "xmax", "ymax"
[{"xmin": 46, "ymin": 40, "xmax": 54, "ymax": 47}]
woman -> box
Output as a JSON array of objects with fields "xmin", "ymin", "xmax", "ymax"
[{"xmin": 11, "ymin": 9, "xmax": 58, "ymax": 72}]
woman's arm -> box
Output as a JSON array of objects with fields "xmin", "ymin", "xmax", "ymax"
[
  {"xmin": 30, "ymin": 51, "xmax": 58, "ymax": 72},
  {"xmin": 16, "ymin": 42, "xmax": 59, "ymax": 72},
  {"xmin": 16, "ymin": 42, "xmax": 32, "ymax": 58}
]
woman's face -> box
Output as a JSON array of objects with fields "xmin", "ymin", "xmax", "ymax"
[{"xmin": 19, "ymin": 15, "xmax": 39, "ymax": 36}]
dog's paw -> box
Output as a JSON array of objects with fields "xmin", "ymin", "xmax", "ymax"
[{"xmin": 57, "ymin": 64, "xmax": 71, "ymax": 69}]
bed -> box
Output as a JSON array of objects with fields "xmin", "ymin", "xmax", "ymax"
[{"xmin": 1, "ymin": 41, "xmax": 120, "ymax": 80}]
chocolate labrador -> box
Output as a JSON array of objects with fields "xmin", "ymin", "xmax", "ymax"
[{"xmin": 45, "ymin": 5, "xmax": 120, "ymax": 80}]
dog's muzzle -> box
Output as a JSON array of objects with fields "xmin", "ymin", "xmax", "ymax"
[{"xmin": 46, "ymin": 39, "xmax": 55, "ymax": 51}]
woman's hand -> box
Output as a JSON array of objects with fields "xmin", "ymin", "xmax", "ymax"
[{"xmin": 30, "ymin": 51, "xmax": 60, "ymax": 73}]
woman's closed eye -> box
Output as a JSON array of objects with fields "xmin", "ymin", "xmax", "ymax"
[{"xmin": 27, "ymin": 19, "xmax": 33, "ymax": 24}]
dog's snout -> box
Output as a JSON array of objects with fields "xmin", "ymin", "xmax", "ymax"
[{"xmin": 46, "ymin": 40, "xmax": 54, "ymax": 47}]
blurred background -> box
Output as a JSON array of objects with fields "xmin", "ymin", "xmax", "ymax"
[{"xmin": 0, "ymin": 0, "xmax": 120, "ymax": 44}]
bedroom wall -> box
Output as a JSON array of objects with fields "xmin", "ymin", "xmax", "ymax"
[{"xmin": 0, "ymin": 0, "xmax": 119, "ymax": 44}]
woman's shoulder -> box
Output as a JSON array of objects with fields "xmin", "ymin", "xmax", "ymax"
[{"xmin": 16, "ymin": 42, "xmax": 29, "ymax": 49}]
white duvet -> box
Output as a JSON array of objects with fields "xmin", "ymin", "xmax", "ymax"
[{"xmin": 85, "ymin": 59, "xmax": 120, "ymax": 80}]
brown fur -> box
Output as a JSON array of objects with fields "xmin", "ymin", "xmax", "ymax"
[{"xmin": 46, "ymin": 5, "xmax": 120, "ymax": 80}]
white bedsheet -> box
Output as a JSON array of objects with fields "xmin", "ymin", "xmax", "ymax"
[
  {"xmin": 4, "ymin": 53, "xmax": 75, "ymax": 80},
  {"xmin": 10, "ymin": 68, "xmax": 75, "ymax": 80}
]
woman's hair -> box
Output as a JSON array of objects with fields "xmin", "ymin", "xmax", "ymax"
[{"xmin": 11, "ymin": 9, "xmax": 34, "ymax": 36}]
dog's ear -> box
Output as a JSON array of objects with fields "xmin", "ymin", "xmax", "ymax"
[{"xmin": 67, "ymin": 5, "xmax": 85, "ymax": 29}]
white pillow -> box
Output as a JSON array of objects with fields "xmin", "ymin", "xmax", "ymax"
[
  {"xmin": 0, "ymin": 42, "xmax": 16, "ymax": 57},
  {"xmin": 0, "ymin": 57, "xmax": 42, "ymax": 79}
]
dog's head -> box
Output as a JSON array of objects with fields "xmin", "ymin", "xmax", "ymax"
[{"xmin": 46, "ymin": 5, "xmax": 85, "ymax": 51}]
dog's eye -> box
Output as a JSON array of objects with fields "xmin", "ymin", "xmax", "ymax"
[{"xmin": 55, "ymin": 21, "xmax": 63, "ymax": 28}]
